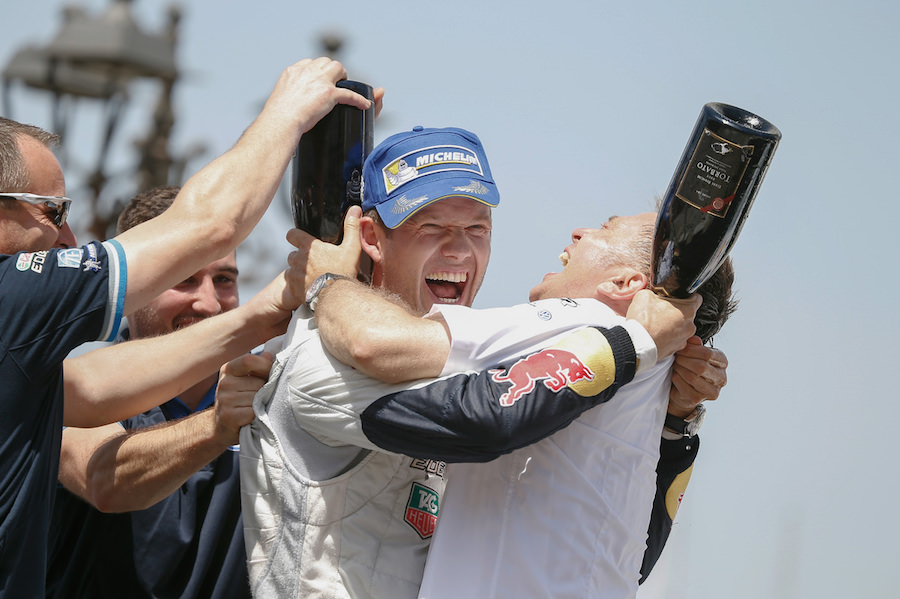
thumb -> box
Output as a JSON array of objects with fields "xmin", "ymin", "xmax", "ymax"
[{"xmin": 341, "ymin": 206, "xmax": 363, "ymax": 252}]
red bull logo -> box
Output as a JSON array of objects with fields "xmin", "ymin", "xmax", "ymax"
[{"xmin": 489, "ymin": 349, "xmax": 595, "ymax": 407}]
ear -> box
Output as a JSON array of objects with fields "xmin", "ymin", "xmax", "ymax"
[
  {"xmin": 359, "ymin": 216, "xmax": 383, "ymax": 265},
  {"xmin": 596, "ymin": 268, "xmax": 649, "ymax": 302}
]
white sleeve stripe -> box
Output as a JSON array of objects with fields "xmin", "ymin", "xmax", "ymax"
[{"xmin": 99, "ymin": 239, "xmax": 126, "ymax": 343}]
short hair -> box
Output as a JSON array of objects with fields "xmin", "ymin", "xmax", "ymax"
[
  {"xmin": 363, "ymin": 206, "xmax": 394, "ymax": 239},
  {"xmin": 116, "ymin": 186, "xmax": 181, "ymax": 234},
  {"xmin": 628, "ymin": 223, "xmax": 737, "ymax": 344},
  {"xmin": 693, "ymin": 257, "xmax": 737, "ymax": 344},
  {"xmin": 0, "ymin": 117, "xmax": 60, "ymax": 192}
]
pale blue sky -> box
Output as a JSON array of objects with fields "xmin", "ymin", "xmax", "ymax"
[{"xmin": 4, "ymin": 1, "xmax": 899, "ymax": 597}]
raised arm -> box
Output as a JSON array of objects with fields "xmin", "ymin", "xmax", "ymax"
[
  {"xmin": 311, "ymin": 281, "xmax": 699, "ymax": 385},
  {"xmin": 284, "ymin": 208, "xmax": 697, "ymax": 384},
  {"xmin": 64, "ymin": 270, "xmax": 297, "ymax": 427},
  {"xmin": 60, "ymin": 353, "xmax": 271, "ymax": 512},
  {"xmin": 114, "ymin": 58, "xmax": 371, "ymax": 315},
  {"xmin": 282, "ymin": 206, "xmax": 450, "ymax": 382},
  {"xmin": 315, "ymin": 278, "xmax": 451, "ymax": 383}
]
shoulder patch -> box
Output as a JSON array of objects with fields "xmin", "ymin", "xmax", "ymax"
[{"xmin": 56, "ymin": 248, "xmax": 84, "ymax": 268}]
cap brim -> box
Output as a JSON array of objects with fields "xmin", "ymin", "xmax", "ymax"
[{"xmin": 375, "ymin": 175, "xmax": 500, "ymax": 229}]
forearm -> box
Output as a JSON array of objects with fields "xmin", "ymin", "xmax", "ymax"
[
  {"xmin": 168, "ymin": 92, "xmax": 303, "ymax": 244},
  {"xmin": 114, "ymin": 105, "xmax": 299, "ymax": 315},
  {"xmin": 359, "ymin": 326, "xmax": 638, "ymax": 462},
  {"xmin": 316, "ymin": 278, "xmax": 450, "ymax": 383},
  {"xmin": 64, "ymin": 410, "xmax": 229, "ymax": 513},
  {"xmin": 64, "ymin": 298, "xmax": 284, "ymax": 427},
  {"xmin": 116, "ymin": 59, "xmax": 368, "ymax": 314}
]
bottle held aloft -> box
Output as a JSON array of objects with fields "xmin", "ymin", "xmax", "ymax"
[
  {"xmin": 652, "ymin": 102, "xmax": 781, "ymax": 298},
  {"xmin": 291, "ymin": 80, "xmax": 375, "ymax": 244}
]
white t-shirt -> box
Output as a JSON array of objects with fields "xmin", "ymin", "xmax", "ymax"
[{"xmin": 419, "ymin": 299, "xmax": 671, "ymax": 599}]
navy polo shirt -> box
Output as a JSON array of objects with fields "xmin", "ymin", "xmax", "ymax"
[
  {"xmin": 47, "ymin": 384, "xmax": 251, "ymax": 599},
  {"xmin": 0, "ymin": 241, "xmax": 125, "ymax": 598}
]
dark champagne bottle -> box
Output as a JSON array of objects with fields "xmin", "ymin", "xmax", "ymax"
[
  {"xmin": 652, "ymin": 102, "xmax": 781, "ymax": 298},
  {"xmin": 291, "ymin": 80, "xmax": 374, "ymax": 244}
]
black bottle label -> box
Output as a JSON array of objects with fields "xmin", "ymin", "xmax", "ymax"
[{"xmin": 675, "ymin": 129, "xmax": 754, "ymax": 218}]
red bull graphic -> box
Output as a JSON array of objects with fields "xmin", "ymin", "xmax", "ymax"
[{"xmin": 490, "ymin": 349, "xmax": 595, "ymax": 407}]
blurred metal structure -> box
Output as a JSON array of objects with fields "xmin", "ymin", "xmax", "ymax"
[{"xmin": 2, "ymin": 0, "xmax": 182, "ymax": 240}]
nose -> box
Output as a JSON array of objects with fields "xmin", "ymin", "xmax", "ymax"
[
  {"xmin": 442, "ymin": 228, "xmax": 474, "ymax": 260},
  {"xmin": 55, "ymin": 223, "xmax": 78, "ymax": 249},
  {"xmin": 191, "ymin": 276, "xmax": 223, "ymax": 316},
  {"xmin": 571, "ymin": 227, "xmax": 591, "ymax": 243}
]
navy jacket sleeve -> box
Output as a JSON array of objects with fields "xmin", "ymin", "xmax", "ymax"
[
  {"xmin": 360, "ymin": 325, "xmax": 637, "ymax": 462},
  {"xmin": 639, "ymin": 434, "xmax": 700, "ymax": 583}
]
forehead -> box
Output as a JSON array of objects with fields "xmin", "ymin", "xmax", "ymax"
[
  {"xmin": 403, "ymin": 196, "xmax": 492, "ymax": 226},
  {"xmin": 19, "ymin": 135, "xmax": 66, "ymax": 194},
  {"xmin": 208, "ymin": 252, "xmax": 238, "ymax": 270},
  {"xmin": 190, "ymin": 252, "xmax": 239, "ymax": 276}
]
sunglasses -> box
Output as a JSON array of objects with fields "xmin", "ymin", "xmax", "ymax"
[{"xmin": 0, "ymin": 192, "xmax": 72, "ymax": 228}]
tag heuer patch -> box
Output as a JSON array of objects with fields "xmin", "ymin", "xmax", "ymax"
[{"xmin": 405, "ymin": 482, "xmax": 439, "ymax": 539}]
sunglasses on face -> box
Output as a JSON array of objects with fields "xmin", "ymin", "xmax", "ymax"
[{"xmin": 0, "ymin": 192, "xmax": 72, "ymax": 228}]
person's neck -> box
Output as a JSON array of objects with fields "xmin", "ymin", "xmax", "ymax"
[{"xmin": 178, "ymin": 372, "xmax": 219, "ymax": 412}]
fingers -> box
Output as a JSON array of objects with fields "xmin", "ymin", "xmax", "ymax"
[
  {"xmin": 286, "ymin": 227, "xmax": 315, "ymax": 250},
  {"xmin": 673, "ymin": 341, "xmax": 728, "ymax": 391},
  {"xmin": 668, "ymin": 370, "xmax": 708, "ymax": 417},
  {"xmin": 214, "ymin": 353, "xmax": 274, "ymax": 444},
  {"xmin": 669, "ymin": 338, "xmax": 727, "ymax": 415},
  {"xmin": 340, "ymin": 206, "xmax": 362, "ymax": 255},
  {"xmin": 289, "ymin": 207, "xmax": 363, "ymax": 281},
  {"xmin": 671, "ymin": 365, "xmax": 722, "ymax": 402},
  {"xmin": 301, "ymin": 56, "xmax": 348, "ymax": 84},
  {"xmin": 304, "ymin": 57, "xmax": 370, "ymax": 110},
  {"xmin": 272, "ymin": 57, "xmax": 369, "ymax": 136},
  {"xmin": 373, "ymin": 87, "xmax": 386, "ymax": 119},
  {"xmin": 216, "ymin": 354, "xmax": 272, "ymax": 400},
  {"xmin": 220, "ymin": 352, "xmax": 274, "ymax": 381},
  {"xmin": 626, "ymin": 290, "xmax": 699, "ymax": 360},
  {"xmin": 336, "ymin": 85, "xmax": 374, "ymax": 111}
]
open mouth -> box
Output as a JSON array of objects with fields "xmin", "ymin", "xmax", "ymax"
[
  {"xmin": 559, "ymin": 251, "xmax": 570, "ymax": 266},
  {"xmin": 426, "ymin": 271, "xmax": 467, "ymax": 304}
]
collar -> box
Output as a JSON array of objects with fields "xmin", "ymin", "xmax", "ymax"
[{"xmin": 161, "ymin": 382, "xmax": 218, "ymax": 420}]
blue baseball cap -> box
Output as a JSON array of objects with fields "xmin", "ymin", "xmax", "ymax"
[{"xmin": 362, "ymin": 126, "xmax": 500, "ymax": 229}]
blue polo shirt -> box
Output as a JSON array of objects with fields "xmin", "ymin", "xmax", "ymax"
[
  {"xmin": 0, "ymin": 241, "xmax": 125, "ymax": 598},
  {"xmin": 47, "ymin": 384, "xmax": 251, "ymax": 599}
]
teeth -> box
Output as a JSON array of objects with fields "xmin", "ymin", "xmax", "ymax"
[
  {"xmin": 435, "ymin": 297, "xmax": 458, "ymax": 304},
  {"xmin": 427, "ymin": 271, "xmax": 468, "ymax": 283},
  {"xmin": 559, "ymin": 251, "xmax": 569, "ymax": 266}
]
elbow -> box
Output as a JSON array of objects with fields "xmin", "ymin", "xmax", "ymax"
[
  {"xmin": 344, "ymin": 330, "xmax": 381, "ymax": 367},
  {"xmin": 325, "ymin": 323, "xmax": 406, "ymax": 382},
  {"xmin": 350, "ymin": 339, "xmax": 401, "ymax": 382},
  {"xmin": 88, "ymin": 491, "xmax": 121, "ymax": 514},
  {"xmin": 85, "ymin": 470, "xmax": 129, "ymax": 513},
  {"xmin": 88, "ymin": 481, "xmax": 152, "ymax": 514},
  {"xmin": 84, "ymin": 456, "xmax": 151, "ymax": 513}
]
